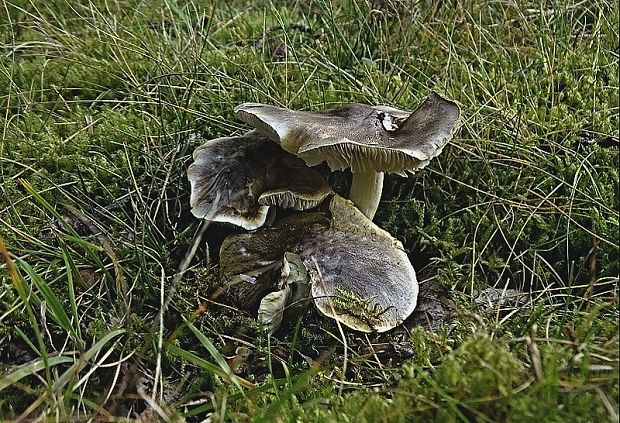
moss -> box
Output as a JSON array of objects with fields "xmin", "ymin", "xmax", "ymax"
[{"xmin": 331, "ymin": 287, "xmax": 390, "ymax": 325}]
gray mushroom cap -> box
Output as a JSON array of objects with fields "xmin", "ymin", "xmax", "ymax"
[
  {"xmin": 187, "ymin": 132, "xmax": 332, "ymax": 230},
  {"xmin": 220, "ymin": 195, "xmax": 419, "ymax": 333},
  {"xmin": 235, "ymin": 93, "xmax": 460, "ymax": 219},
  {"xmin": 234, "ymin": 92, "xmax": 460, "ymax": 175}
]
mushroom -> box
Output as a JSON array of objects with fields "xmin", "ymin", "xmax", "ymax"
[
  {"xmin": 257, "ymin": 252, "xmax": 310, "ymax": 335},
  {"xmin": 234, "ymin": 92, "xmax": 461, "ymax": 219},
  {"xmin": 187, "ymin": 132, "xmax": 332, "ymax": 230},
  {"xmin": 220, "ymin": 195, "xmax": 418, "ymax": 333}
]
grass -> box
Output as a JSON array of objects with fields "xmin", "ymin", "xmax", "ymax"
[{"xmin": 0, "ymin": 0, "xmax": 618, "ymax": 421}]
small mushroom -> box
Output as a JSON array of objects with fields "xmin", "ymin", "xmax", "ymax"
[
  {"xmin": 187, "ymin": 132, "xmax": 332, "ymax": 230},
  {"xmin": 220, "ymin": 195, "xmax": 418, "ymax": 333},
  {"xmin": 235, "ymin": 92, "xmax": 460, "ymax": 219},
  {"xmin": 257, "ymin": 252, "xmax": 310, "ymax": 335}
]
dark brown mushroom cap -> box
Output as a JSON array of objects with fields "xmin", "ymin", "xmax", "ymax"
[
  {"xmin": 187, "ymin": 133, "xmax": 332, "ymax": 230},
  {"xmin": 234, "ymin": 92, "xmax": 460, "ymax": 175},
  {"xmin": 220, "ymin": 195, "xmax": 418, "ymax": 332}
]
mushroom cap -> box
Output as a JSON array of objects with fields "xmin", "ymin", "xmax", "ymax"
[
  {"xmin": 234, "ymin": 92, "xmax": 460, "ymax": 175},
  {"xmin": 187, "ymin": 132, "xmax": 332, "ymax": 230},
  {"xmin": 220, "ymin": 195, "xmax": 418, "ymax": 332}
]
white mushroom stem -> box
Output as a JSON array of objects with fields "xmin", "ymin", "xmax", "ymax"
[{"xmin": 349, "ymin": 170, "xmax": 384, "ymax": 219}]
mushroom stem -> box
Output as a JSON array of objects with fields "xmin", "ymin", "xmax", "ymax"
[{"xmin": 349, "ymin": 170, "xmax": 384, "ymax": 219}]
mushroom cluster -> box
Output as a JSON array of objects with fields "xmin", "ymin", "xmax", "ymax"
[{"xmin": 187, "ymin": 93, "xmax": 460, "ymax": 334}]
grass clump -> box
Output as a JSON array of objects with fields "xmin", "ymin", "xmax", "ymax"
[{"xmin": 0, "ymin": 0, "xmax": 618, "ymax": 421}]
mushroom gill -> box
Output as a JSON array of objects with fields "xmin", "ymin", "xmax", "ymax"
[
  {"xmin": 235, "ymin": 92, "xmax": 461, "ymax": 219},
  {"xmin": 187, "ymin": 132, "xmax": 332, "ymax": 230}
]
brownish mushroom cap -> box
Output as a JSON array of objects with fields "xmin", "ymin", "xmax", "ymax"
[
  {"xmin": 235, "ymin": 93, "xmax": 460, "ymax": 219},
  {"xmin": 187, "ymin": 132, "xmax": 332, "ymax": 230},
  {"xmin": 220, "ymin": 195, "xmax": 418, "ymax": 333}
]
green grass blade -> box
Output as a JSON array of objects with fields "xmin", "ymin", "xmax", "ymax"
[
  {"xmin": 58, "ymin": 234, "xmax": 105, "ymax": 253},
  {"xmin": 0, "ymin": 236, "xmax": 53, "ymax": 391},
  {"xmin": 184, "ymin": 319, "xmax": 244, "ymax": 394},
  {"xmin": 14, "ymin": 256, "xmax": 81, "ymax": 345},
  {"xmin": 13, "ymin": 327, "xmax": 40, "ymax": 357},
  {"xmin": 19, "ymin": 180, "xmax": 80, "ymax": 237},
  {"xmin": 166, "ymin": 343, "xmax": 253, "ymax": 389},
  {"xmin": 54, "ymin": 329, "xmax": 125, "ymax": 392},
  {"xmin": 60, "ymin": 243, "xmax": 84, "ymax": 348},
  {"xmin": 0, "ymin": 356, "xmax": 74, "ymax": 392}
]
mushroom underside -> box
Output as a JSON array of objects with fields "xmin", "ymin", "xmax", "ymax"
[
  {"xmin": 234, "ymin": 93, "xmax": 460, "ymax": 219},
  {"xmin": 187, "ymin": 133, "xmax": 332, "ymax": 229}
]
